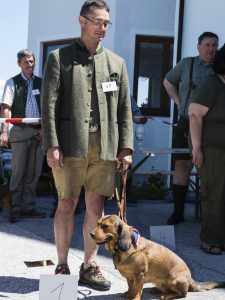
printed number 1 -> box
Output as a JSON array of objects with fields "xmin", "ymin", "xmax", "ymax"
[{"xmin": 51, "ymin": 282, "xmax": 64, "ymax": 300}]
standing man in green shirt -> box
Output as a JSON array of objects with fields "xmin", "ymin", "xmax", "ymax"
[
  {"xmin": 163, "ymin": 32, "xmax": 218, "ymax": 225},
  {"xmin": 41, "ymin": 0, "xmax": 133, "ymax": 291}
]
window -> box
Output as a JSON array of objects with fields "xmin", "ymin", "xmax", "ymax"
[
  {"xmin": 42, "ymin": 38, "xmax": 76, "ymax": 70},
  {"xmin": 133, "ymin": 35, "xmax": 173, "ymax": 116}
]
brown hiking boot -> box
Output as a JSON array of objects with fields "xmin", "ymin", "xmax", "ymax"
[{"xmin": 79, "ymin": 261, "xmax": 111, "ymax": 291}]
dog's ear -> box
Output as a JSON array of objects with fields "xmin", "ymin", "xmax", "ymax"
[{"xmin": 117, "ymin": 223, "xmax": 132, "ymax": 252}]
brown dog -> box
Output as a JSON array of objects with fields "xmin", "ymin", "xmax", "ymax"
[{"xmin": 90, "ymin": 215, "xmax": 225, "ymax": 300}]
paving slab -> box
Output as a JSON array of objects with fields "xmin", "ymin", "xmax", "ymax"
[{"xmin": 0, "ymin": 196, "xmax": 225, "ymax": 299}]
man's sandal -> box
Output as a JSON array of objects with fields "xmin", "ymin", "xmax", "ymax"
[{"xmin": 200, "ymin": 242, "xmax": 223, "ymax": 255}]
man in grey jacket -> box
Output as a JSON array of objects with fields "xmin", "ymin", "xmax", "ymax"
[{"xmin": 41, "ymin": 0, "xmax": 133, "ymax": 291}]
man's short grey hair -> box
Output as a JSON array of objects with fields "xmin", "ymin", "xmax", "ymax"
[{"xmin": 17, "ymin": 49, "xmax": 35, "ymax": 63}]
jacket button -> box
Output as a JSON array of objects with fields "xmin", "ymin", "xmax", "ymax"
[
  {"xmin": 87, "ymin": 71, "xmax": 92, "ymax": 77},
  {"xmin": 84, "ymin": 118, "xmax": 89, "ymax": 123},
  {"xmin": 88, "ymin": 56, "xmax": 93, "ymax": 61},
  {"xmin": 88, "ymin": 87, "xmax": 92, "ymax": 92}
]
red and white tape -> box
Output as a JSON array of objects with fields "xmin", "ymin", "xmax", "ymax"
[{"xmin": 0, "ymin": 118, "xmax": 41, "ymax": 124}]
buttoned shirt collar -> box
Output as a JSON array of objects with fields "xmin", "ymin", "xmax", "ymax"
[
  {"xmin": 196, "ymin": 55, "xmax": 213, "ymax": 66},
  {"xmin": 77, "ymin": 39, "xmax": 103, "ymax": 55}
]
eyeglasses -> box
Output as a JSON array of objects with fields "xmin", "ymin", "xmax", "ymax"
[{"xmin": 82, "ymin": 15, "xmax": 112, "ymax": 28}]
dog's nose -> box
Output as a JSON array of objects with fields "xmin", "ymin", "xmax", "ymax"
[{"xmin": 90, "ymin": 232, "xmax": 95, "ymax": 239}]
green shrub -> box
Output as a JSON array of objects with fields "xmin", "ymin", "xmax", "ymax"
[{"xmin": 130, "ymin": 173, "xmax": 168, "ymax": 200}]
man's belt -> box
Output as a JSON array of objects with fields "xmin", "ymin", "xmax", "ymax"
[
  {"xmin": 89, "ymin": 124, "xmax": 99, "ymax": 133},
  {"xmin": 14, "ymin": 124, "xmax": 41, "ymax": 129}
]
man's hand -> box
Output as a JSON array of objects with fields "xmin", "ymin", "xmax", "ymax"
[
  {"xmin": 34, "ymin": 129, "xmax": 42, "ymax": 140},
  {"xmin": 117, "ymin": 148, "xmax": 132, "ymax": 171},
  {"xmin": 192, "ymin": 147, "xmax": 203, "ymax": 168},
  {"xmin": 46, "ymin": 147, "xmax": 64, "ymax": 169},
  {"xmin": 0, "ymin": 131, "xmax": 9, "ymax": 147}
]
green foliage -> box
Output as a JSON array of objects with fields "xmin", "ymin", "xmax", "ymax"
[
  {"xmin": 0, "ymin": 177, "xmax": 9, "ymax": 186},
  {"xmin": 130, "ymin": 173, "xmax": 168, "ymax": 200}
]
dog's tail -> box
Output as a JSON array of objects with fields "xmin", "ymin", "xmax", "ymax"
[{"xmin": 189, "ymin": 280, "xmax": 225, "ymax": 292}]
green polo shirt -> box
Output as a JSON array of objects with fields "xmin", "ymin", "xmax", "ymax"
[{"xmin": 166, "ymin": 56, "xmax": 214, "ymax": 117}]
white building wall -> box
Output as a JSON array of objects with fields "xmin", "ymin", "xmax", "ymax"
[
  {"xmin": 28, "ymin": 0, "xmax": 176, "ymax": 84},
  {"xmin": 28, "ymin": 0, "xmax": 116, "ymax": 75},
  {"xmin": 181, "ymin": 0, "xmax": 225, "ymax": 57},
  {"xmin": 26, "ymin": 0, "xmax": 225, "ymax": 188},
  {"xmin": 113, "ymin": 0, "xmax": 176, "ymax": 92},
  {"xmin": 113, "ymin": 0, "xmax": 176, "ymax": 173}
]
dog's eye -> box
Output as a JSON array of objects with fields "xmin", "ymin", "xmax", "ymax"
[{"xmin": 101, "ymin": 225, "xmax": 109, "ymax": 230}]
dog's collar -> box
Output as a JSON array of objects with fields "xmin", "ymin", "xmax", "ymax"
[{"xmin": 132, "ymin": 227, "xmax": 140, "ymax": 246}]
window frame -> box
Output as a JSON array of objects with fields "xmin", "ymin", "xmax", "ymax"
[
  {"xmin": 42, "ymin": 38, "xmax": 76, "ymax": 71},
  {"xmin": 133, "ymin": 35, "xmax": 174, "ymax": 117}
]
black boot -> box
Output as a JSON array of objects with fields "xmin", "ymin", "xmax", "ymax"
[{"xmin": 167, "ymin": 184, "xmax": 188, "ymax": 225}]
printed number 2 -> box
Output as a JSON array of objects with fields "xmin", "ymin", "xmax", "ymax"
[{"xmin": 51, "ymin": 282, "xmax": 64, "ymax": 300}]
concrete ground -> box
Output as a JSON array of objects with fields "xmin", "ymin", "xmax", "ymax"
[{"xmin": 0, "ymin": 195, "xmax": 225, "ymax": 299}]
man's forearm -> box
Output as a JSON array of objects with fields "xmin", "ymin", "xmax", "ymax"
[
  {"xmin": 1, "ymin": 105, "xmax": 10, "ymax": 133},
  {"xmin": 189, "ymin": 114, "xmax": 202, "ymax": 150},
  {"xmin": 163, "ymin": 79, "xmax": 180, "ymax": 107}
]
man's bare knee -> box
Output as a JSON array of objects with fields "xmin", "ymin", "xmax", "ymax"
[
  {"xmin": 173, "ymin": 160, "xmax": 193, "ymax": 185},
  {"xmin": 57, "ymin": 197, "xmax": 78, "ymax": 215}
]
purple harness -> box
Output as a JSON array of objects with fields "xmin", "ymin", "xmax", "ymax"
[{"xmin": 132, "ymin": 227, "xmax": 140, "ymax": 246}]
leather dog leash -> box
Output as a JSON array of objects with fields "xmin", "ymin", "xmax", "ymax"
[{"xmin": 115, "ymin": 169, "xmax": 127, "ymax": 223}]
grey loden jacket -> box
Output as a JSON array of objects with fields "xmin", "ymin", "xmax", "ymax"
[{"xmin": 41, "ymin": 40, "xmax": 133, "ymax": 160}]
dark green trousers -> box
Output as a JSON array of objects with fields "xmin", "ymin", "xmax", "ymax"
[{"xmin": 199, "ymin": 146, "xmax": 225, "ymax": 247}]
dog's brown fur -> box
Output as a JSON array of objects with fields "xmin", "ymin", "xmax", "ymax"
[
  {"xmin": 0, "ymin": 183, "xmax": 13, "ymax": 223},
  {"xmin": 91, "ymin": 215, "xmax": 225, "ymax": 300}
]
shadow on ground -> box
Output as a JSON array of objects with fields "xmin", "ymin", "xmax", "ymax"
[{"xmin": 0, "ymin": 276, "xmax": 39, "ymax": 294}]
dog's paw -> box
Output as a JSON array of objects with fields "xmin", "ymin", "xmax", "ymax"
[{"xmin": 122, "ymin": 292, "xmax": 141, "ymax": 300}]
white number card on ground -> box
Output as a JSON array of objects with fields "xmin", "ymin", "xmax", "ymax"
[
  {"xmin": 39, "ymin": 274, "xmax": 78, "ymax": 300},
  {"xmin": 150, "ymin": 225, "xmax": 176, "ymax": 251}
]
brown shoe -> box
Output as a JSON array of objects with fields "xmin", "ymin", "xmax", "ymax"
[{"xmin": 79, "ymin": 261, "xmax": 111, "ymax": 291}]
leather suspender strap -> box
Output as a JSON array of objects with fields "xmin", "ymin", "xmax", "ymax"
[
  {"xmin": 115, "ymin": 169, "xmax": 127, "ymax": 223},
  {"xmin": 183, "ymin": 57, "xmax": 195, "ymax": 116}
]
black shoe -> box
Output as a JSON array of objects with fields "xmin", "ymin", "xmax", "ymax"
[
  {"xmin": 12, "ymin": 211, "xmax": 21, "ymax": 222},
  {"xmin": 21, "ymin": 208, "xmax": 46, "ymax": 218},
  {"xmin": 55, "ymin": 264, "xmax": 70, "ymax": 275},
  {"xmin": 167, "ymin": 212, "xmax": 184, "ymax": 225},
  {"xmin": 79, "ymin": 262, "xmax": 111, "ymax": 291}
]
